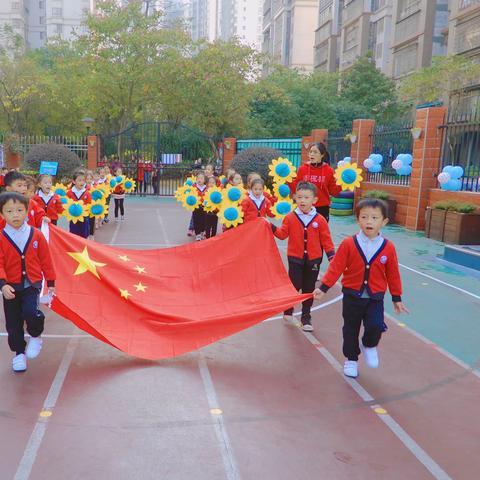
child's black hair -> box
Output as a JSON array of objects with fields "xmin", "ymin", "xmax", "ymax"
[
  {"xmin": 4, "ymin": 171, "xmax": 26, "ymax": 187},
  {"xmin": 0, "ymin": 192, "xmax": 29, "ymax": 212},
  {"xmin": 72, "ymin": 169, "xmax": 86, "ymax": 181},
  {"xmin": 355, "ymin": 198, "xmax": 388, "ymax": 219},
  {"xmin": 296, "ymin": 181, "xmax": 318, "ymax": 196},
  {"xmin": 250, "ymin": 178, "xmax": 265, "ymax": 188},
  {"xmin": 310, "ymin": 142, "xmax": 331, "ymax": 165}
]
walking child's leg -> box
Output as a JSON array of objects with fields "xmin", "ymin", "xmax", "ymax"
[
  {"xmin": 120, "ymin": 199, "xmax": 125, "ymax": 218},
  {"xmin": 4, "ymin": 294, "xmax": 25, "ymax": 354},
  {"xmin": 114, "ymin": 199, "xmax": 119, "ymax": 218},
  {"xmin": 23, "ymin": 288, "xmax": 44, "ymax": 343},
  {"xmin": 342, "ymin": 295, "xmax": 366, "ymax": 361},
  {"xmin": 284, "ymin": 261, "xmax": 303, "ymax": 316},
  {"xmin": 362, "ymin": 299, "xmax": 384, "ymax": 348},
  {"xmin": 299, "ymin": 262, "xmax": 319, "ymax": 331}
]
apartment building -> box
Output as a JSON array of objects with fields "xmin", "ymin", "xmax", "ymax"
[
  {"xmin": 313, "ymin": 0, "xmax": 342, "ymax": 72},
  {"xmin": 390, "ymin": 0, "xmax": 448, "ymax": 79},
  {"xmin": 262, "ymin": 0, "xmax": 319, "ymax": 72},
  {"xmin": 447, "ymin": 0, "xmax": 480, "ymax": 61}
]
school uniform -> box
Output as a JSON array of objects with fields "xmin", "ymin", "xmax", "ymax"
[
  {"xmin": 272, "ymin": 207, "xmax": 335, "ymax": 321},
  {"xmin": 192, "ymin": 184, "xmax": 207, "ymax": 236},
  {"xmin": 241, "ymin": 193, "xmax": 273, "ymax": 223},
  {"xmin": 0, "ymin": 222, "xmax": 55, "ymax": 354},
  {"xmin": 320, "ymin": 232, "xmax": 402, "ymax": 361},
  {"xmin": 67, "ymin": 187, "xmax": 91, "ymax": 238},
  {"xmin": 33, "ymin": 191, "xmax": 64, "ymax": 225}
]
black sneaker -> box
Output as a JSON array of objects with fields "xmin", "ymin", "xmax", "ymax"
[{"xmin": 301, "ymin": 314, "xmax": 313, "ymax": 332}]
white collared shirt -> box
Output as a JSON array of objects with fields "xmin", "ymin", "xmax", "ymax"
[
  {"xmin": 38, "ymin": 190, "xmax": 54, "ymax": 204},
  {"xmin": 197, "ymin": 184, "xmax": 207, "ymax": 192},
  {"xmin": 249, "ymin": 192, "xmax": 264, "ymax": 209},
  {"xmin": 294, "ymin": 207, "xmax": 317, "ymax": 226},
  {"xmin": 71, "ymin": 186, "xmax": 86, "ymax": 199},
  {"xmin": 4, "ymin": 221, "xmax": 31, "ymax": 252},
  {"xmin": 356, "ymin": 230, "xmax": 384, "ymax": 262}
]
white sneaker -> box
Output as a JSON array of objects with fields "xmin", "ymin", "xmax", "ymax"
[
  {"xmin": 12, "ymin": 353, "xmax": 27, "ymax": 372},
  {"xmin": 361, "ymin": 345, "xmax": 379, "ymax": 368},
  {"xmin": 26, "ymin": 337, "xmax": 43, "ymax": 359},
  {"xmin": 343, "ymin": 360, "xmax": 358, "ymax": 378},
  {"xmin": 195, "ymin": 234, "xmax": 202, "ymax": 241},
  {"xmin": 115, "ymin": 217, "xmax": 120, "ymax": 222},
  {"xmin": 282, "ymin": 314, "xmax": 297, "ymax": 326}
]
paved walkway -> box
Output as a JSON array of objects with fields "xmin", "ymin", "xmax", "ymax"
[{"xmin": 1, "ymin": 197, "xmax": 479, "ymax": 480}]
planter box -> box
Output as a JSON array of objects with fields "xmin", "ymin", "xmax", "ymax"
[
  {"xmin": 386, "ymin": 199, "xmax": 397, "ymax": 224},
  {"xmin": 443, "ymin": 211, "xmax": 480, "ymax": 245},
  {"xmin": 425, "ymin": 207, "xmax": 446, "ymax": 241}
]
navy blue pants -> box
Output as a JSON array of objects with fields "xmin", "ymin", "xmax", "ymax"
[
  {"xmin": 342, "ymin": 295, "xmax": 386, "ymax": 361},
  {"xmin": 284, "ymin": 260, "xmax": 320, "ymax": 318},
  {"xmin": 3, "ymin": 286, "xmax": 43, "ymax": 355},
  {"xmin": 69, "ymin": 218, "xmax": 89, "ymax": 238}
]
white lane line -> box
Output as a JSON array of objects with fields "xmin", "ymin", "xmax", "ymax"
[
  {"xmin": 14, "ymin": 338, "xmax": 79, "ymax": 480},
  {"xmin": 398, "ymin": 263, "xmax": 480, "ymax": 301},
  {"xmin": 0, "ymin": 332, "xmax": 89, "ymax": 339},
  {"xmin": 301, "ymin": 333, "xmax": 452, "ymax": 480},
  {"xmin": 198, "ymin": 357, "xmax": 241, "ymax": 480},
  {"xmin": 109, "ymin": 218, "xmax": 122, "ymax": 246},
  {"xmin": 156, "ymin": 209, "xmax": 171, "ymax": 246}
]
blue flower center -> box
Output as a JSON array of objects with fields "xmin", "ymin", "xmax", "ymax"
[
  {"xmin": 228, "ymin": 188, "xmax": 241, "ymax": 202},
  {"xmin": 186, "ymin": 195, "xmax": 197, "ymax": 206},
  {"xmin": 275, "ymin": 163, "xmax": 290, "ymax": 178},
  {"xmin": 341, "ymin": 169, "xmax": 357, "ymax": 184},
  {"xmin": 68, "ymin": 204, "xmax": 83, "ymax": 217},
  {"xmin": 224, "ymin": 207, "xmax": 239, "ymax": 221},
  {"xmin": 91, "ymin": 204, "xmax": 104, "ymax": 215},
  {"xmin": 277, "ymin": 201, "xmax": 292, "ymax": 215},
  {"xmin": 210, "ymin": 191, "xmax": 222, "ymax": 204},
  {"xmin": 278, "ymin": 184, "xmax": 290, "ymax": 197}
]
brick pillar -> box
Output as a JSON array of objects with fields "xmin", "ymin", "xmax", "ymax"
[
  {"xmin": 222, "ymin": 138, "xmax": 236, "ymax": 170},
  {"xmin": 311, "ymin": 129, "xmax": 328, "ymax": 145},
  {"xmin": 87, "ymin": 135, "xmax": 100, "ymax": 170},
  {"xmin": 301, "ymin": 136, "xmax": 312, "ymax": 163},
  {"xmin": 405, "ymin": 107, "xmax": 446, "ymax": 231},
  {"xmin": 350, "ymin": 119, "xmax": 375, "ymax": 171}
]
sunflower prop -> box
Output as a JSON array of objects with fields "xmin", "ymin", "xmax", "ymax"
[
  {"xmin": 203, "ymin": 187, "xmax": 224, "ymax": 212},
  {"xmin": 334, "ymin": 162, "xmax": 363, "ymax": 191},
  {"xmin": 89, "ymin": 200, "xmax": 109, "ymax": 219},
  {"xmin": 91, "ymin": 186, "xmax": 108, "ymax": 202},
  {"xmin": 218, "ymin": 175, "xmax": 228, "ymax": 188},
  {"xmin": 174, "ymin": 184, "xmax": 194, "ymax": 202},
  {"xmin": 109, "ymin": 177, "xmax": 119, "ymax": 189},
  {"xmin": 123, "ymin": 178, "xmax": 136, "ymax": 193},
  {"xmin": 273, "ymin": 182, "xmax": 291, "ymax": 199},
  {"xmin": 218, "ymin": 204, "xmax": 244, "ymax": 228},
  {"xmin": 181, "ymin": 190, "xmax": 201, "ymax": 212},
  {"xmin": 269, "ymin": 157, "xmax": 297, "ymax": 184},
  {"xmin": 224, "ymin": 184, "xmax": 246, "ymax": 204},
  {"xmin": 184, "ymin": 175, "xmax": 196, "ymax": 186},
  {"xmin": 62, "ymin": 199, "xmax": 90, "ymax": 224},
  {"xmin": 53, "ymin": 183, "xmax": 68, "ymax": 198},
  {"xmin": 271, "ymin": 198, "xmax": 295, "ymax": 219}
]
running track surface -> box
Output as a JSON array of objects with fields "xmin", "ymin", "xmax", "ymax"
[{"xmin": 1, "ymin": 197, "xmax": 479, "ymax": 480}]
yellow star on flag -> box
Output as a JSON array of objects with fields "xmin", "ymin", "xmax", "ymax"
[
  {"xmin": 135, "ymin": 266, "xmax": 146, "ymax": 274},
  {"xmin": 119, "ymin": 255, "xmax": 131, "ymax": 262},
  {"xmin": 134, "ymin": 282, "xmax": 147, "ymax": 293},
  {"xmin": 119, "ymin": 288, "xmax": 131, "ymax": 300},
  {"xmin": 67, "ymin": 247, "xmax": 106, "ymax": 279}
]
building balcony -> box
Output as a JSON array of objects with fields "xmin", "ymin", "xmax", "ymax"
[
  {"xmin": 394, "ymin": 10, "xmax": 420, "ymax": 45},
  {"xmin": 343, "ymin": 0, "xmax": 366, "ymax": 25},
  {"xmin": 459, "ymin": 0, "xmax": 480, "ymax": 10},
  {"xmin": 454, "ymin": 13, "xmax": 480, "ymax": 53},
  {"xmin": 315, "ymin": 20, "xmax": 333, "ymax": 45},
  {"xmin": 398, "ymin": 0, "xmax": 421, "ymax": 21},
  {"xmin": 340, "ymin": 46, "xmax": 359, "ymax": 68}
]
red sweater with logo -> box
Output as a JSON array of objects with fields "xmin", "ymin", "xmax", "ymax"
[
  {"xmin": 0, "ymin": 227, "xmax": 56, "ymax": 290},
  {"xmin": 0, "ymin": 198, "xmax": 45, "ymax": 230},
  {"xmin": 241, "ymin": 196, "xmax": 274, "ymax": 223},
  {"xmin": 32, "ymin": 193, "xmax": 64, "ymax": 221},
  {"xmin": 67, "ymin": 189, "xmax": 92, "ymax": 204},
  {"xmin": 292, "ymin": 162, "xmax": 341, "ymax": 207},
  {"xmin": 320, "ymin": 235, "xmax": 402, "ymax": 301},
  {"xmin": 272, "ymin": 211, "xmax": 335, "ymax": 264}
]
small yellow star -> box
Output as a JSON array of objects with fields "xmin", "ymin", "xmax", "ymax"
[
  {"xmin": 119, "ymin": 288, "xmax": 131, "ymax": 300},
  {"xmin": 135, "ymin": 265, "xmax": 146, "ymax": 274},
  {"xmin": 134, "ymin": 282, "xmax": 147, "ymax": 292},
  {"xmin": 119, "ymin": 255, "xmax": 131, "ymax": 262},
  {"xmin": 67, "ymin": 247, "xmax": 106, "ymax": 279}
]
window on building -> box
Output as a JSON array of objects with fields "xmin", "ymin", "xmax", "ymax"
[
  {"xmin": 40, "ymin": 31, "xmax": 45, "ymax": 39},
  {"xmin": 52, "ymin": 7, "xmax": 62, "ymax": 16},
  {"xmin": 459, "ymin": 0, "xmax": 480, "ymax": 10},
  {"xmin": 12, "ymin": 19, "xmax": 22, "ymax": 29},
  {"xmin": 376, "ymin": 42, "xmax": 383, "ymax": 58},
  {"xmin": 55, "ymin": 24, "xmax": 63, "ymax": 34},
  {"xmin": 398, "ymin": 0, "xmax": 421, "ymax": 20},
  {"xmin": 377, "ymin": 18, "xmax": 384, "ymax": 35},
  {"xmin": 39, "ymin": 1, "xmax": 44, "ymax": 8},
  {"xmin": 11, "ymin": 1, "xmax": 21, "ymax": 11},
  {"xmin": 345, "ymin": 24, "xmax": 358, "ymax": 51},
  {"xmin": 39, "ymin": 16, "xmax": 45, "ymax": 24},
  {"xmin": 394, "ymin": 44, "xmax": 418, "ymax": 77}
]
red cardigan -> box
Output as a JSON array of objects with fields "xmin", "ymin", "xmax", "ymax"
[
  {"xmin": 0, "ymin": 198, "xmax": 45, "ymax": 230},
  {"xmin": 33, "ymin": 193, "xmax": 64, "ymax": 221},
  {"xmin": 241, "ymin": 196, "xmax": 274, "ymax": 223},
  {"xmin": 67, "ymin": 189, "xmax": 92, "ymax": 204},
  {"xmin": 0, "ymin": 226, "xmax": 56, "ymax": 290},
  {"xmin": 272, "ymin": 211, "xmax": 335, "ymax": 264},
  {"xmin": 292, "ymin": 162, "xmax": 341, "ymax": 207},
  {"xmin": 194, "ymin": 184, "xmax": 208, "ymax": 199},
  {"xmin": 320, "ymin": 235, "xmax": 402, "ymax": 301}
]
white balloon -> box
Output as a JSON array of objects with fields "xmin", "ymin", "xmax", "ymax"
[
  {"xmin": 437, "ymin": 172, "xmax": 451, "ymax": 184},
  {"xmin": 363, "ymin": 158, "xmax": 374, "ymax": 169},
  {"xmin": 391, "ymin": 159, "xmax": 403, "ymax": 170},
  {"xmin": 337, "ymin": 160, "xmax": 345, "ymax": 167}
]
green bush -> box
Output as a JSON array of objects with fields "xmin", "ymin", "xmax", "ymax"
[
  {"xmin": 433, "ymin": 200, "xmax": 477, "ymax": 213},
  {"xmin": 23, "ymin": 143, "xmax": 84, "ymax": 179},
  {"xmin": 230, "ymin": 147, "xmax": 282, "ymax": 182},
  {"xmin": 362, "ymin": 190, "xmax": 390, "ymax": 200}
]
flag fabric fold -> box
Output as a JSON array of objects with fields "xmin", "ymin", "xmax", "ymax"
[{"xmin": 48, "ymin": 219, "xmax": 310, "ymax": 360}]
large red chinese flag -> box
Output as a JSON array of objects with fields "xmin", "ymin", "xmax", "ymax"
[{"xmin": 48, "ymin": 220, "xmax": 309, "ymax": 360}]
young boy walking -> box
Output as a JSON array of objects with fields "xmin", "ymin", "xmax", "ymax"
[
  {"xmin": 315, "ymin": 198, "xmax": 409, "ymax": 378},
  {"xmin": 0, "ymin": 193, "xmax": 56, "ymax": 372},
  {"xmin": 272, "ymin": 181, "xmax": 335, "ymax": 331}
]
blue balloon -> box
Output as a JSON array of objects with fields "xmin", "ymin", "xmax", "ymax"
[
  {"xmin": 451, "ymin": 166, "xmax": 464, "ymax": 179},
  {"xmin": 341, "ymin": 169, "xmax": 357, "ymax": 184},
  {"xmin": 210, "ymin": 191, "xmax": 222, "ymax": 204},
  {"xmin": 443, "ymin": 165, "xmax": 455, "ymax": 176},
  {"xmin": 275, "ymin": 163, "xmax": 291, "ymax": 178},
  {"xmin": 403, "ymin": 154, "xmax": 413, "ymax": 165},
  {"xmin": 343, "ymin": 157, "xmax": 351, "ymax": 163},
  {"xmin": 397, "ymin": 165, "xmax": 412, "ymax": 176},
  {"xmin": 441, "ymin": 179, "xmax": 462, "ymax": 191},
  {"xmin": 370, "ymin": 154, "xmax": 383, "ymax": 164},
  {"xmin": 368, "ymin": 164, "xmax": 383, "ymax": 173},
  {"xmin": 278, "ymin": 184, "xmax": 290, "ymax": 197},
  {"xmin": 224, "ymin": 207, "xmax": 239, "ymax": 221},
  {"xmin": 68, "ymin": 204, "xmax": 83, "ymax": 217},
  {"xmin": 186, "ymin": 195, "xmax": 197, "ymax": 206},
  {"xmin": 276, "ymin": 201, "xmax": 292, "ymax": 215}
]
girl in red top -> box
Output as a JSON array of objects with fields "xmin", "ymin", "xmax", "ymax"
[
  {"xmin": 33, "ymin": 174, "xmax": 64, "ymax": 225},
  {"xmin": 192, "ymin": 172, "xmax": 208, "ymax": 241},
  {"xmin": 292, "ymin": 143, "xmax": 341, "ymax": 222},
  {"xmin": 205, "ymin": 175, "xmax": 219, "ymax": 239},
  {"xmin": 241, "ymin": 178, "xmax": 274, "ymax": 223},
  {"xmin": 67, "ymin": 170, "xmax": 92, "ymax": 238},
  {"xmin": 112, "ymin": 167, "xmax": 126, "ymax": 222}
]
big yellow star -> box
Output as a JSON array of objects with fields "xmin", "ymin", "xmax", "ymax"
[
  {"xmin": 119, "ymin": 288, "xmax": 131, "ymax": 300},
  {"xmin": 67, "ymin": 247, "xmax": 106, "ymax": 279},
  {"xmin": 119, "ymin": 255, "xmax": 131, "ymax": 262},
  {"xmin": 134, "ymin": 282, "xmax": 147, "ymax": 293},
  {"xmin": 135, "ymin": 265, "xmax": 146, "ymax": 274}
]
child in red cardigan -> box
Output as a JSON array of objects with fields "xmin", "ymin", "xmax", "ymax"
[
  {"xmin": 0, "ymin": 192, "xmax": 55, "ymax": 372},
  {"xmin": 271, "ymin": 181, "xmax": 335, "ymax": 332},
  {"xmin": 315, "ymin": 198, "xmax": 409, "ymax": 378},
  {"xmin": 193, "ymin": 171, "xmax": 208, "ymax": 241},
  {"xmin": 241, "ymin": 178, "xmax": 274, "ymax": 223},
  {"xmin": 33, "ymin": 174, "xmax": 64, "ymax": 225}
]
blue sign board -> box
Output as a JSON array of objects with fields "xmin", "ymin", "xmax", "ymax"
[{"xmin": 39, "ymin": 161, "xmax": 58, "ymax": 175}]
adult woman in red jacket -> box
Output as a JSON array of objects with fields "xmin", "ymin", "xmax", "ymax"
[{"xmin": 293, "ymin": 142, "xmax": 341, "ymax": 222}]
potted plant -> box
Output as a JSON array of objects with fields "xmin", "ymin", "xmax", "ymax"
[
  {"xmin": 443, "ymin": 202, "xmax": 480, "ymax": 244},
  {"xmin": 361, "ymin": 190, "xmax": 397, "ymax": 223},
  {"xmin": 410, "ymin": 127, "xmax": 422, "ymax": 140},
  {"xmin": 344, "ymin": 132, "xmax": 358, "ymax": 144},
  {"xmin": 425, "ymin": 200, "xmax": 449, "ymax": 240}
]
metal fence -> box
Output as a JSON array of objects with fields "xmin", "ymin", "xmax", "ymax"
[
  {"xmin": 439, "ymin": 110, "xmax": 480, "ymax": 192},
  {"xmin": 328, "ymin": 129, "xmax": 352, "ymax": 166},
  {"xmin": 236, "ymin": 138, "xmax": 302, "ymax": 167},
  {"xmin": 368, "ymin": 121, "xmax": 414, "ymax": 186}
]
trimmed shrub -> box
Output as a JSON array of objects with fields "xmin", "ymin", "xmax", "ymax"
[
  {"xmin": 433, "ymin": 200, "xmax": 477, "ymax": 213},
  {"xmin": 23, "ymin": 143, "xmax": 84, "ymax": 178},
  {"xmin": 362, "ymin": 189, "xmax": 390, "ymax": 200},
  {"xmin": 230, "ymin": 147, "xmax": 282, "ymax": 182}
]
